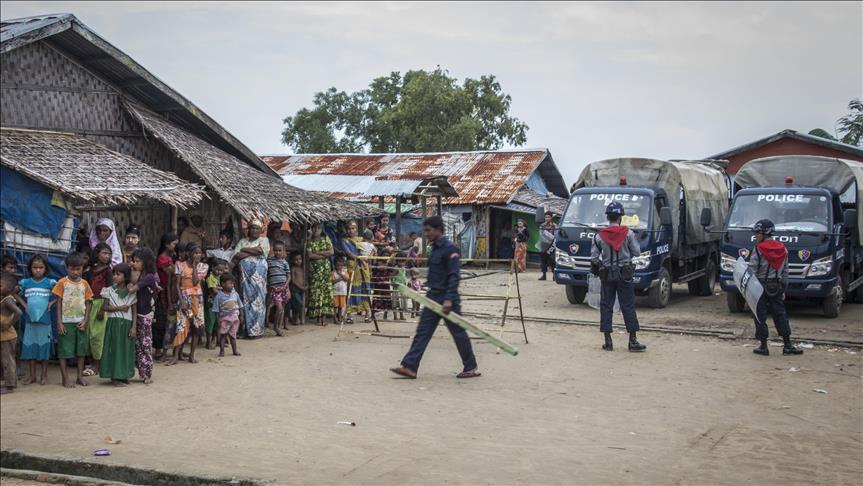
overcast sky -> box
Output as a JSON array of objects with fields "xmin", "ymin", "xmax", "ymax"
[{"xmin": 2, "ymin": 1, "xmax": 861, "ymax": 185}]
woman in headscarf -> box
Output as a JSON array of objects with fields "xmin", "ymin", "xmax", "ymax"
[
  {"xmin": 306, "ymin": 223, "xmax": 334, "ymax": 325},
  {"xmin": 338, "ymin": 221, "xmax": 371, "ymax": 323},
  {"xmin": 513, "ymin": 218, "xmax": 530, "ymax": 273},
  {"xmin": 231, "ymin": 220, "xmax": 270, "ymax": 338},
  {"xmin": 89, "ymin": 218, "xmax": 122, "ymax": 267}
]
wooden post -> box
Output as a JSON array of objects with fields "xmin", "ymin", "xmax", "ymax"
[
  {"xmin": 420, "ymin": 195, "xmax": 428, "ymax": 255},
  {"xmin": 378, "ymin": 196, "xmax": 385, "ymax": 210},
  {"xmin": 395, "ymin": 195, "xmax": 402, "ymax": 242},
  {"xmin": 171, "ymin": 206, "xmax": 178, "ymax": 235}
]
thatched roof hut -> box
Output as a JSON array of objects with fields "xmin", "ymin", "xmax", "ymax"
[
  {"xmin": 125, "ymin": 104, "xmax": 376, "ymax": 224},
  {"xmin": 1, "ymin": 127, "xmax": 205, "ymax": 207}
]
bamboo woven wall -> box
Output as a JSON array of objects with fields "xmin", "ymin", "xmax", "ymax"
[{"xmin": 2, "ymin": 40, "xmax": 239, "ymax": 250}]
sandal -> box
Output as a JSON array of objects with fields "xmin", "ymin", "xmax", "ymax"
[
  {"xmin": 456, "ymin": 370, "xmax": 481, "ymax": 379},
  {"xmin": 82, "ymin": 368, "xmax": 96, "ymax": 377}
]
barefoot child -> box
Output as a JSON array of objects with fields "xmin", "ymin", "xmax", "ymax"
[
  {"xmin": 84, "ymin": 243, "xmax": 113, "ymax": 375},
  {"xmin": 19, "ymin": 255, "xmax": 56, "ymax": 385},
  {"xmin": 53, "ymin": 253, "xmax": 93, "ymax": 388},
  {"xmin": 169, "ymin": 243, "xmax": 204, "ymax": 365},
  {"xmin": 129, "ymin": 248, "xmax": 159, "ymax": 384},
  {"xmin": 393, "ymin": 256, "xmax": 408, "ymax": 321},
  {"xmin": 331, "ymin": 258, "xmax": 349, "ymax": 325},
  {"xmin": 100, "ymin": 263, "xmax": 137, "ymax": 387},
  {"xmin": 266, "ymin": 241, "xmax": 291, "ymax": 335},
  {"xmin": 289, "ymin": 253, "xmax": 306, "ymax": 325},
  {"xmin": 1, "ymin": 272, "xmax": 22, "ymax": 394},
  {"xmin": 212, "ymin": 273, "xmax": 243, "ymax": 357},
  {"xmin": 204, "ymin": 259, "xmax": 227, "ymax": 349}
]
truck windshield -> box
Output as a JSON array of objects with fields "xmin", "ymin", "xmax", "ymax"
[
  {"xmin": 727, "ymin": 194, "xmax": 831, "ymax": 232},
  {"xmin": 562, "ymin": 193, "xmax": 651, "ymax": 229}
]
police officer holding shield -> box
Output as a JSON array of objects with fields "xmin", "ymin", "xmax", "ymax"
[
  {"xmin": 748, "ymin": 219, "xmax": 802, "ymax": 356},
  {"xmin": 590, "ymin": 202, "xmax": 646, "ymax": 352}
]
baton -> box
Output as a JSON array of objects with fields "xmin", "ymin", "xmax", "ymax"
[{"xmin": 397, "ymin": 284, "xmax": 519, "ymax": 356}]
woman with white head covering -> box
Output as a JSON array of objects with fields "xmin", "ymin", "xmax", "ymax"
[
  {"xmin": 231, "ymin": 219, "xmax": 270, "ymax": 338},
  {"xmin": 89, "ymin": 218, "xmax": 122, "ymax": 267}
]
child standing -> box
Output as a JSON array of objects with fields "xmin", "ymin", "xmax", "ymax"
[
  {"xmin": 169, "ymin": 243, "xmax": 204, "ymax": 365},
  {"xmin": 19, "ymin": 255, "xmax": 56, "ymax": 385},
  {"xmin": 266, "ymin": 241, "xmax": 291, "ymax": 335},
  {"xmin": 372, "ymin": 247, "xmax": 395, "ymax": 320},
  {"xmin": 212, "ymin": 273, "xmax": 244, "ymax": 357},
  {"xmin": 393, "ymin": 257, "xmax": 408, "ymax": 321},
  {"xmin": 53, "ymin": 253, "xmax": 93, "ymax": 388},
  {"xmin": 84, "ymin": 243, "xmax": 113, "ymax": 375},
  {"xmin": 155, "ymin": 233, "xmax": 178, "ymax": 361},
  {"xmin": 99, "ymin": 263, "xmax": 137, "ymax": 387},
  {"xmin": 129, "ymin": 248, "xmax": 159, "ymax": 384},
  {"xmin": 204, "ymin": 259, "xmax": 227, "ymax": 349},
  {"xmin": 408, "ymin": 268, "xmax": 423, "ymax": 318},
  {"xmin": 289, "ymin": 253, "xmax": 306, "ymax": 325},
  {"xmin": 331, "ymin": 258, "xmax": 349, "ymax": 325},
  {"xmin": 1, "ymin": 272, "xmax": 22, "ymax": 394}
]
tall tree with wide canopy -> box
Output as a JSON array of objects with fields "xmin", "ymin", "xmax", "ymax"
[{"xmin": 282, "ymin": 68, "xmax": 528, "ymax": 153}]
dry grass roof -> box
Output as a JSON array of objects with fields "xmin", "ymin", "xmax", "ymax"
[
  {"xmin": 0, "ymin": 127, "xmax": 205, "ymax": 207},
  {"xmin": 125, "ymin": 104, "xmax": 380, "ymax": 224}
]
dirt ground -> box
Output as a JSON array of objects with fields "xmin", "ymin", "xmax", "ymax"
[{"xmin": 1, "ymin": 271, "xmax": 861, "ymax": 485}]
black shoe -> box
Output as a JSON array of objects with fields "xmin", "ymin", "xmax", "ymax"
[
  {"xmin": 538, "ymin": 274, "xmax": 547, "ymax": 281},
  {"xmin": 602, "ymin": 342, "xmax": 613, "ymax": 351},
  {"xmin": 753, "ymin": 347, "xmax": 769, "ymax": 356},
  {"xmin": 628, "ymin": 341, "xmax": 646, "ymax": 352},
  {"xmin": 783, "ymin": 346, "xmax": 803, "ymax": 355}
]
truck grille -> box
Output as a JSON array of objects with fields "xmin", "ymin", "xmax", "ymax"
[
  {"xmin": 788, "ymin": 263, "xmax": 808, "ymax": 278},
  {"xmin": 570, "ymin": 255, "xmax": 592, "ymax": 270}
]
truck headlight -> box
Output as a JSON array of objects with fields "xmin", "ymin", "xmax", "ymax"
[
  {"xmin": 556, "ymin": 251, "xmax": 574, "ymax": 268},
  {"xmin": 720, "ymin": 253, "xmax": 736, "ymax": 273},
  {"xmin": 807, "ymin": 257, "xmax": 832, "ymax": 277},
  {"xmin": 632, "ymin": 251, "xmax": 651, "ymax": 270}
]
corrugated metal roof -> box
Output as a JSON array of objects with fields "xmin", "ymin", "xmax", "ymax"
[
  {"xmin": 510, "ymin": 186, "xmax": 568, "ymax": 215},
  {"xmin": 263, "ymin": 149, "xmax": 568, "ymax": 205},
  {"xmin": 709, "ymin": 129, "xmax": 863, "ymax": 160},
  {"xmin": 280, "ymin": 174, "xmax": 425, "ymax": 199}
]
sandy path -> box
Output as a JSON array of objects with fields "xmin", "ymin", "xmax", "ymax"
[{"xmin": 1, "ymin": 319, "xmax": 860, "ymax": 485}]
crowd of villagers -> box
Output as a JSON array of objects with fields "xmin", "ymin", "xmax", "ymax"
[{"xmin": 0, "ymin": 213, "xmax": 426, "ymax": 393}]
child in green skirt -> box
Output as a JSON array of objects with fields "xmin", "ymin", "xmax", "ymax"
[{"xmin": 99, "ymin": 263, "xmax": 137, "ymax": 387}]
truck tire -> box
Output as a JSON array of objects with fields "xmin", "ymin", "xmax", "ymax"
[
  {"xmin": 648, "ymin": 267, "xmax": 671, "ymax": 308},
  {"xmin": 566, "ymin": 285, "xmax": 587, "ymax": 305},
  {"xmin": 726, "ymin": 291, "xmax": 746, "ymax": 313},
  {"xmin": 822, "ymin": 276, "xmax": 843, "ymax": 318},
  {"xmin": 688, "ymin": 258, "xmax": 717, "ymax": 296}
]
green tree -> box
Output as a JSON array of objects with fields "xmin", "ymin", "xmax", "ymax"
[
  {"xmin": 281, "ymin": 68, "xmax": 528, "ymax": 153},
  {"xmin": 808, "ymin": 128, "xmax": 837, "ymax": 141},
  {"xmin": 836, "ymin": 98, "xmax": 863, "ymax": 146}
]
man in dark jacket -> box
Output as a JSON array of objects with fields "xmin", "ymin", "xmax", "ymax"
[{"xmin": 391, "ymin": 216, "xmax": 479, "ymax": 379}]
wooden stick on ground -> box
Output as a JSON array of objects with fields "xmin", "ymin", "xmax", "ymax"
[{"xmin": 396, "ymin": 284, "xmax": 519, "ymax": 356}]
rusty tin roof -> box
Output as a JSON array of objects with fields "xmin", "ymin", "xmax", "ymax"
[{"xmin": 263, "ymin": 149, "xmax": 568, "ymax": 206}]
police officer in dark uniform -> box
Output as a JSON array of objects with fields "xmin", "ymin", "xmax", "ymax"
[
  {"xmin": 748, "ymin": 219, "xmax": 803, "ymax": 356},
  {"xmin": 390, "ymin": 216, "xmax": 480, "ymax": 379},
  {"xmin": 590, "ymin": 202, "xmax": 646, "ymax": 352}
]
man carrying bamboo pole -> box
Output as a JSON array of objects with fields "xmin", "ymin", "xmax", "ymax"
[{"xmin": 390, "ymin": 216, "xmax": 480, "ymax": 379}]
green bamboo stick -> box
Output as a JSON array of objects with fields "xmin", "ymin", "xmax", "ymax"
[{"xmin": 396, "ymin": 284, "xmax": 519, "ymax": 356}]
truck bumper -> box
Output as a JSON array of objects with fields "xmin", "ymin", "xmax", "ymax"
[
  {"xmin": 719, "ymin": 273, "xmax": 838, "ymax": 298},
  {"xmin": 553, "ymin": 268, "xmax": 654, "ymax": 291}
]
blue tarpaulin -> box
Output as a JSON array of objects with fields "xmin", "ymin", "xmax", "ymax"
[{"xmin": 1, "ymin": 166, "xmax": 68, "ymax": 238}]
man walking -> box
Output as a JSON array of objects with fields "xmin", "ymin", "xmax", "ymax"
[
  {"xmin": 539, "ymin": 211, "xmax": 557, "ymax": 280},
  {"xmin": 748, "ymin": 219, "xmax": 803, "ymax": 356},
  {"xmin": 590, "ymin": 202, "xmax": 646, "ymax": 352},
  {"xmin": 390, "ymin": 216, "xmax": 480, "ymax": 379}
]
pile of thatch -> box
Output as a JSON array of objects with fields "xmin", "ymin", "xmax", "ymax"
[
  {"xmin": 0, "ymin": 127, "xmax": 205, "ymax": 208},
  {"xmin": 511, "ymin": 186, "xmax": 568, "ymax": 215},
  {"xmin": 124, "ymin": 104, "xmax": 380, "ymax": 224}
]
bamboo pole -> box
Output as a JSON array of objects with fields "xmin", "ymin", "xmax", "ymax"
[{"xmin": 397, "ymin": 284, "xmax": 518, "ymax": 356}]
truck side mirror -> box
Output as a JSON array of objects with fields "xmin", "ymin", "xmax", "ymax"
[
  {"xmin": 535, "ymin": 206, "xmax": 545, "ymax": 224},
  {"xmin": 659, "ymin": 207, "xmax": 673, "ymax": 227},
  {"xmin": 700, "ymin": 207, "xmax": 712, "ymax": 227},
  {"xmin": 845, "ymin": 209, "xmax": 858, "ymax": 230}
]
